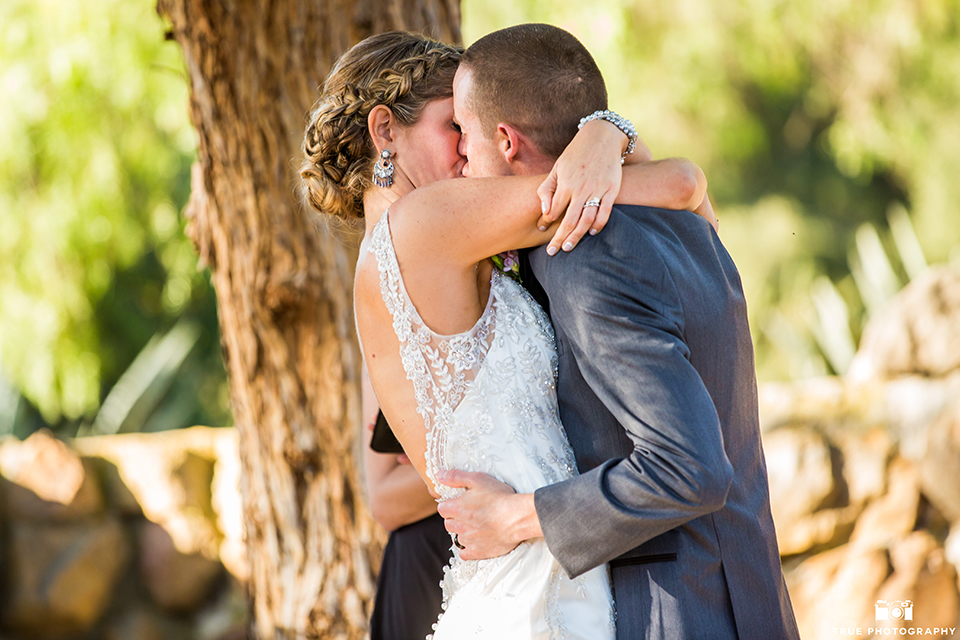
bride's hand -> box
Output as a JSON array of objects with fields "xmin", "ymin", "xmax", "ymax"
[{"xmin": 536, "ymin": 119, "xmax": 637, "ymax": 255}]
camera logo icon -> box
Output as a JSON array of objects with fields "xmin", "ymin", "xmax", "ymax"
[{"xmin": 875, "ymin": 599, "xmax": 913, "ymax": 621}]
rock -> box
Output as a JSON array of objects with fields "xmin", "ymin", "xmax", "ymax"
[
  {"xmin": 836, "ymin": 428, "xmax": 892, "ymax": 505},
  {"xmin": 910, "ymin": 554, "xmax": 959, "ymax": 631},
  {"xmin": 87, "ymin": 455, "xmax": 144, "ymax": 516},
  {"xmin": 850, "ymin": 457, "xmax": 921, "ymax": 550},
  {"xmin": 787, "ymin": 543, "xmax": 891, "ymax": 639},
  {"xmin": 209, "ymin": 629, "xmax": 249, "ymax": 640},
  {"xmin": 916, "ymin": 495, "xmax": 952, "ymax": 541},
  {"xmin": 0, "ymin": 429, "xmax": 104, "ymax": 522},
  {"xmin": 875, "ymin": 531, "xmax": 960, "ymax": 630},
  {"xmin": 849, "ymin": 265, "xmax": 960, "ymax": 380},
  {"xmin": 758, "ymin": 377, "xmax": 847, "ymax": 432},
  {"xmin": 2, "ymin": 518, "xmax": 130, "ymax": 635},
  {"xmin": 775, "ymin": 505, "xmax": 861, "ymax": 556},
  {"xmin": 195, "ymin": 577, "xmax": 250, "ymax": 640},
  {"xmin": 73, "ymin": 427, "xmax": 226, "ymax": 560},
  {"xmin": 785, "ymin": 544, "xmax": 848, "ymax": 614},
  {"xmin": 882, "ymin": 375, "xmax": 960, "ymax": 460},
  {"xmin": 889, "ymin": 530, "xmax": 941, "ymax": 579},
  {"xmin": 946, "ymin": 524, "xmax": 960, "ymax": 580},
  {"xmin": 763, "ymin": 426, "xmax": 851, "ymax": 554},
  {"xmin": 210, "ymin": 428, "xmax": 245, "ymax": 582},
  {"xmin": 139, "ymin": 520, "xmax": 223, "ymax": 612},
  {"xmin": 764, "ymin": 426, "xmax": 841, "ymax": 523},
  {"xmin": 918, "ymin": 402, "xmax": 960, "ymax": 522},
  {"xmin": 103, "ymin": 607, "xmax": 171, "ymax": 640}
]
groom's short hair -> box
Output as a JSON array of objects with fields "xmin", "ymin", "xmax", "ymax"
[{"xmin": 461, "ymin": 24, "xmax": 608, "ymax": 159}]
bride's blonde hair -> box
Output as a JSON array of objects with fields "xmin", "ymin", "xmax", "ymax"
[{"xmin": 300, "ymin": 32, "xmax": 462, "ymax": 221}]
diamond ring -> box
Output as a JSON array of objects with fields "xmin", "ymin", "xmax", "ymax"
[{"xmin": 584, "ymin": 197, "xmax": 601, "ymax": 208}]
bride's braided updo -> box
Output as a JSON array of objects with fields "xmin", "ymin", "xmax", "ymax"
[{"xmin": 300, "ymin": 32, "xmax": 463, "ymax": 220}]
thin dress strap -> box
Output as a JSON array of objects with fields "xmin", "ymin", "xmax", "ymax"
[{"xmin": 370, "ymin": 209, "xmax": 499, "ymax": 498}]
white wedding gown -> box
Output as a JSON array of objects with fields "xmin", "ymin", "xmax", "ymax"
[{"xmin": 368, "ymin": 210, "xmax": 615, "ymax": 640}]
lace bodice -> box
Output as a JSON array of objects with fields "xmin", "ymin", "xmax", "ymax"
[
  {"xmin": 369, "ymin": 209, "xmax": 577, "ymax": 499},
  {"xmin": 367, "ymin": 209, "xmax": 614, "ymax": 640}
]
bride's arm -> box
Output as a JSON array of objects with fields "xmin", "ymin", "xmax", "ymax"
[
  {"xmin": 388, "ymin": 118, "xmax": 629, "ymax": 265},
  {"xmin": 391, "ymin": 160, "xmax": 703, "ymax": 267},
  {"xmin": 535, "ymin": 158, "xmax": 707, "ymax": 257},
  {"xmin": 621, "ymin": 159, "xmax": 706, "ymax": 211},
  {"xmin": 391, "ymin": 124, "xmax": 709, "ymax": 266},
  {"xmin": 536, "ymin": 120, "xmax": 715, "ymax": 254}
]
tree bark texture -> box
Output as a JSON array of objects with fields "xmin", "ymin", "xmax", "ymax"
[{"xmin": 155, "ymin": 1, "xmax": 461, "ymax": 637}]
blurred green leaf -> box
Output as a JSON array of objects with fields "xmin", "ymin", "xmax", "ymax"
[
  {"xmin": 0, "ymin": 0, "xmax": 229, "ymax": 433},
  {"xmin": 464, "ymin": 0, "xmax": 960, "ymax": 379}
]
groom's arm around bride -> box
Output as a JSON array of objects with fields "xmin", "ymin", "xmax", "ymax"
[
  {"xmin": 438, "ymin": 23, "xmax": 800, "ymax": 640},
  {"xmin": 439, "ymin": 198, "xmax": 800, "ymax": 639}
]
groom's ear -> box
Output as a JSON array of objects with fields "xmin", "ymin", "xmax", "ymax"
[
  {"xmin": 368, "ymin": 105, "xmax": 396, "ymax": 150},
  {"xmin": 496, "ymin": 122, "xmax": 524, "ymax": 164}
]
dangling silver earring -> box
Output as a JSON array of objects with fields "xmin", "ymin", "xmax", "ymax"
[{"xmin": 373, "ymin": 149, "xmax": 394, "ymax": 188}]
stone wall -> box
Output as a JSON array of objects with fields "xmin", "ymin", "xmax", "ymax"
[
  {"xmin": 767, "ymin": 265, "xmax": 960, "ymax": 638},
  {"xmin": 0, "ymin": 427, "xmax": 247, "ymax": 640},
  {"xmin": 765, "ymin": 375, "xmax": 960, "ymax": 638}
]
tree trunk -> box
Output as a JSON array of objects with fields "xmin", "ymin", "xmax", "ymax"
[{"xmin": 155, "ymin": 1, "xmax": 460, "ymax": 637}]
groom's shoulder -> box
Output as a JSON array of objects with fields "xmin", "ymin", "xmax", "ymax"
[
  {"xmin": 613, "ymin": 203, "xmax": 722, "ymax": 249},
  {"xmin": 609, "ymin": 203, "xmax": 702, "ymax": 231},
  {"xmin": 601, "ymin": 204, "xmax": 704, "ymax": 250},
  {"xmin": 557, "ymin": 206, "xmax": 680, "ymax": 278}
]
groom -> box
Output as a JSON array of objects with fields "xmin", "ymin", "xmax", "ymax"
[{"xmin": 437, "ymin": 24, "xmax": 800, "ymax": 639}]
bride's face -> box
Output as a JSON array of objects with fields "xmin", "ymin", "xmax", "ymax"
[{"xmin": 393, "ymin": 97, "xmax": 466, "ymax": 188}]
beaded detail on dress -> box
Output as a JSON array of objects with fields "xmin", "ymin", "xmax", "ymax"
[
  {"xmin": 369, "ymin": 209, "xmax": 612, "ymax": 640},
  {"xmin": 371, "ymin": 209, "xmax": 500, "ymax": 499}
]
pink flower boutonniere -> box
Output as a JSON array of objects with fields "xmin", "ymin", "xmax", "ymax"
[{"xmin": 492, "ymin": 250, "xmax": 522, "ymax": 284}]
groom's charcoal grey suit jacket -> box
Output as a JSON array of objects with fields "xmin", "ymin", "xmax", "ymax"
[{"xmin": 524, "ymin": 205, "xmax": 800, "ymax": 640}]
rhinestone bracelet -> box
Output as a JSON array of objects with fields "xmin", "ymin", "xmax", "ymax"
[{"xmin": 578, "ymin": 109, "xmax": 638, "ymax": 164}]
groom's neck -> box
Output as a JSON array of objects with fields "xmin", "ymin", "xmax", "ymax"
[{"xmin": 508, "ymin": 153, "xmax": 556, "ymax": 178}]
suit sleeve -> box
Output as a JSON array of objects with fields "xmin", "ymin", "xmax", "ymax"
[{"xmin": 534, "ymin": 243, "xmax": 734, "ymax": 578}]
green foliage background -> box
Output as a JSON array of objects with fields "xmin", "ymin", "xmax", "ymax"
[
  {"xmin": 464, "ymin": 0, "xmax": 960, "ymax": 379},
  {"xmin": 1, "ymin": 0, "xmax": 958, "ymax": 437},
  {"xmin": 0, "ymin": 0, "xmax": 229, "ymax": 437}
]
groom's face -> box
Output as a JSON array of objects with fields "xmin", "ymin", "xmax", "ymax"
[{"xmin": 452, "ymin": 65, "xmax": 513, "ymax": 179}]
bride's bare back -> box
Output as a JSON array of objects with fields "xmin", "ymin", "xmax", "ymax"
[{"xmin": 355, "ymin": 205, "xmax": 496, "ymax": 484}]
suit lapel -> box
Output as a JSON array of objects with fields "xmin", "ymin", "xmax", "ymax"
[{"xmin": 519, "ymin": 248, "xmax": 551, "ymax": 314}]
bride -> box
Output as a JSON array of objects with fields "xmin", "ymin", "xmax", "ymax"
[{"xmin": 300, "ymin": 31, "xmax": 711, "ymax": 639}]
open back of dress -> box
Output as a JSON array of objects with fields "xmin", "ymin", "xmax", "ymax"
[{"xmin": 367, "ymin": 210, "xmax": 614, "ymax": 639}]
